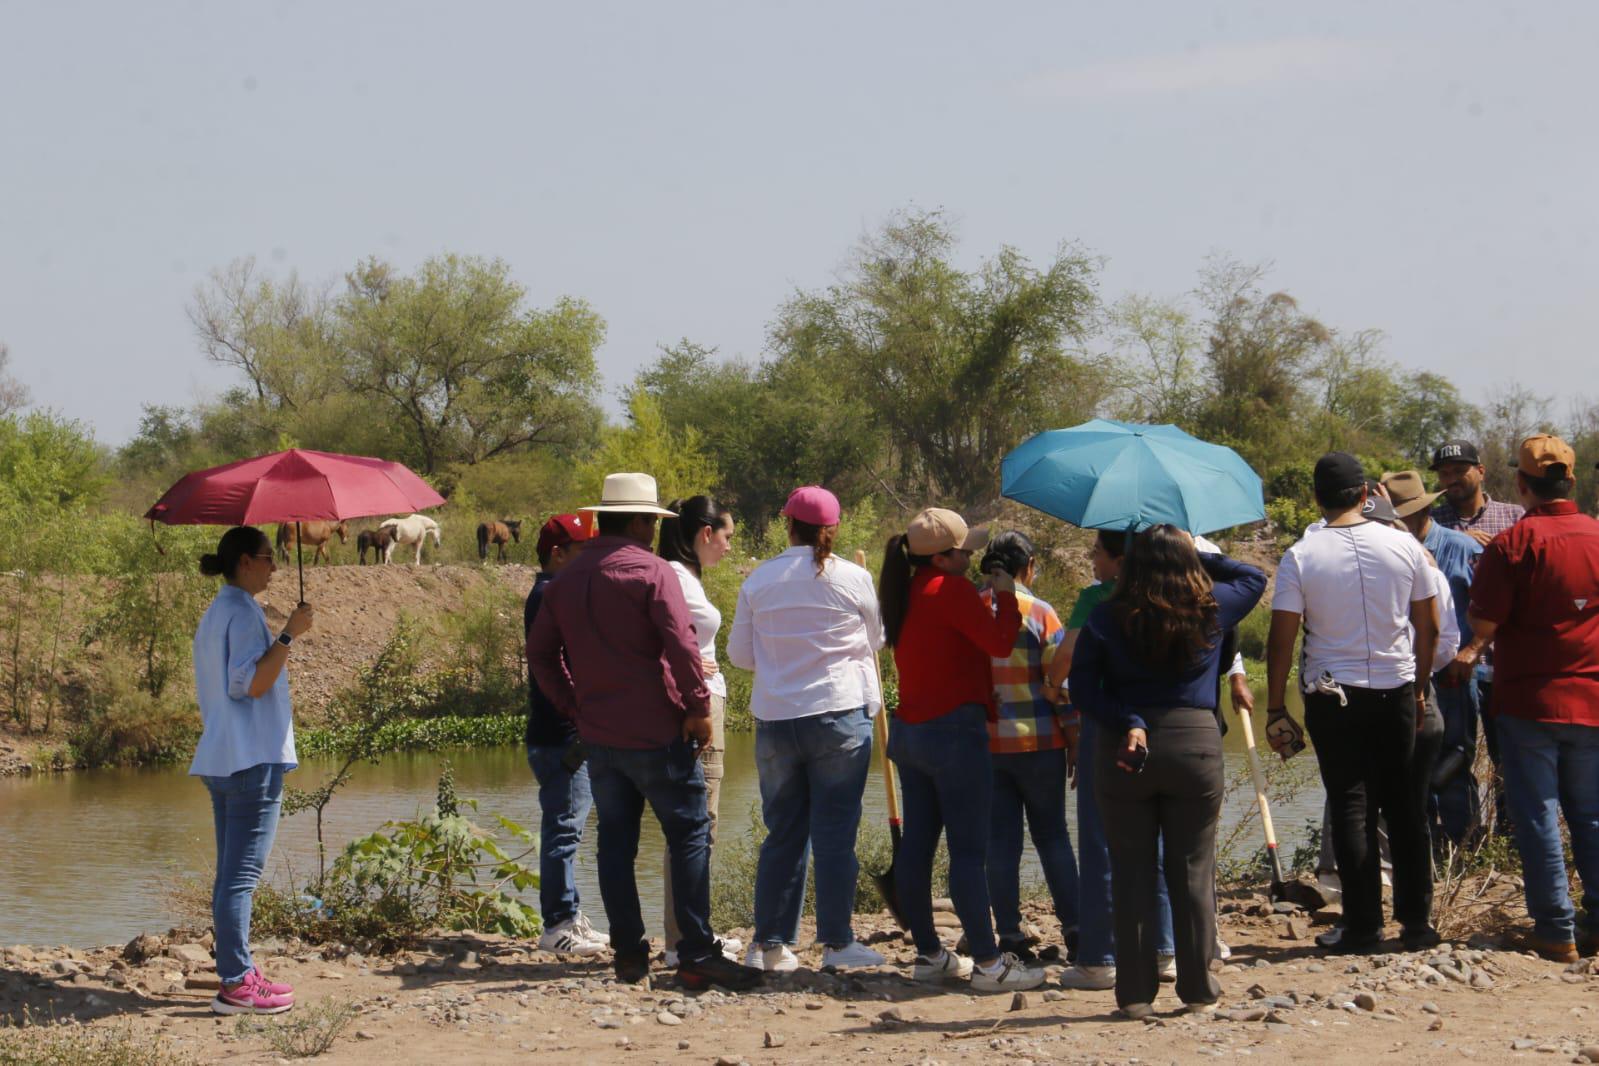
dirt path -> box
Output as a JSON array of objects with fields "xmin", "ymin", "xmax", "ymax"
[{"xmin": 5, "ymin": 902, "xmax": 1595, "ymax": 1065}]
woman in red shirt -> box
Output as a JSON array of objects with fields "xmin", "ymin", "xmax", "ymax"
[{"xmin": 880, "ymin": 507, "xmax": 1041, "ymax": 993}]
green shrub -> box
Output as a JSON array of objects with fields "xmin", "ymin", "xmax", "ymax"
[
  {"xmin": 428, "ymin": 584, "xmax": 526, "ymax": 718},
  {"xmin": 66, "ymin": 655, "xmax": 199, "ymax": 768}
]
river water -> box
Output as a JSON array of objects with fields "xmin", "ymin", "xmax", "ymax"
[{"xmin": 0, "ymin": 705, "xmax": 1320, "ymax": 949}]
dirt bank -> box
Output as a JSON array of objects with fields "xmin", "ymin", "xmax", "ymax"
[{"xmin": 3, "ymin": 899, "xmax": 1595, "ymax": 1065}]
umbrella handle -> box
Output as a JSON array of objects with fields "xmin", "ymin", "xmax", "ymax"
[{"xmin": 296, "ymin": 522, "xmax": 305, "ymax": 606}]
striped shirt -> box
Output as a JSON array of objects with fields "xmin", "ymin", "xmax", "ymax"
[
  {"xmin": 980, "ymin": 583, "xmax": 1075, "ymax": 753},
  {"xmin": 1431, "ymin": 494, "xmax": 1524, "ymax": 540}
]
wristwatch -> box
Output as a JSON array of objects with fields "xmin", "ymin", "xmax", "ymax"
[{"xmin": 277, "ymin": 632, "xmax": 293, "ymax": 648}]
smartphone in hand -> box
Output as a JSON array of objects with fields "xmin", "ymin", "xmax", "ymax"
[{"xmin": 1119, "ymin": 745, "xmax": 1148, "ymax": 774}]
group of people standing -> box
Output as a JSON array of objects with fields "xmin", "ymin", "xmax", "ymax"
[{"xmin": 183, "ymin": 433, "xmax": 1599, "ymax": 1018}]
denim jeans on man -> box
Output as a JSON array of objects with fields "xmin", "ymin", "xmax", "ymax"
[
  {"xmin": 585, "ymin": 739, "xmax": 716, "ymax": 961},
  {"xmin": 1074, "ymin": 714, "xmax": 1174, "ymax": 967},
  {"xmin": 1431, "ymin": 674, "xmax": 1482, "ymax": 844},
  {"xmin": 753, "ymin": 706, "xmax": 873, "ymax": 948},
  {"xmin": 526, "ymin": 744, "xmax": 593, "ymax": 928},
  {"xmin": 889, "ymin": 703, "xmax": 998, "ymax": 961},
  {"xmin": 1497, "ymin": 716, "xmax": 1599, "ymax": 944},
  {"xmin": 988, "ymin": 748, "xmax": 1080, "ymax": 942},
  {"xmin": 202, "ymin": 762, "xmax": 287, "ymax": 985}
]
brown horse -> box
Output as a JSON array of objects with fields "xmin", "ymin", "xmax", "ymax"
[
  {"xmin": 357, "ymin": 526, "xmax": 395, "ymax": 565},
  {"xmin": 476, "ymin": 519, "xmax": 522, "ymax": 563},
  {"xmin": 276, "ymin": 521, "xmax": 348, "ymax": 565}
]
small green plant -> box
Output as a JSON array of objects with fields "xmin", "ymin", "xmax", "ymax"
[{"xmin": 234, "ymin": 998, "xmax": 359, "ymax": 1058}]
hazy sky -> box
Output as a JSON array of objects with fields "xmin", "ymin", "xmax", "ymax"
[{"xmin": 3, "ymin": 1, "xmax": 1596, "ymax": 445}]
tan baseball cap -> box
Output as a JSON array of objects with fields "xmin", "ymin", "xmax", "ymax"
[
  {"xmin": 1380, "ymin": 470, "xmax": 1443, "ymax": 519},
  {"xmin": 1514, "ymin": 434, "xmax": 1577, "ymax": 479},
  {"xmin": 906, "ymin": 508, "xmax": 988, "ymax": 556}
]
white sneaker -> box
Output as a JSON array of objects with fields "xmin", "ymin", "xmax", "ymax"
[
  {"xmin": 539, "ymin": 919, "xmax": 606, "ymax": 957},
  {"xmin": 912, "ymin": 949, "xmax": 973, "ymax": 983},
  {"xmin": 1119, "ymin": 1002, "xmax": 1155, "ymax": 1020},
  {"xmin": 1215, "ymin": 934, "xmax": 1232, "ymax": 961},
  {"xmin": 1157, "ymin": 955, "xmax": 1177, "ymax": 983},
  {"xmin": 971, "ymin": 952, "xmax": 1045, "ymax": 993},
  {"xmin": 1185, "ymin": 1001, "xmax": 1218, "ymax": 1015},
  {"xmin": 667, "ymin": 939, "xmax": 748, "ymax": 968},
  {"xmin": 1058, "ymin": 964, "xmax": 1116, "ymax": 990},
  {"xmin": 743, "ymin": 943, "xmax": 799, "ymax": 973},
  {"xmin": 821, "ymin": 942, "xmax": 886, "ymax": 970},
  {"xmin": 574, "ymin": 911, "xmax": 608, "ymax": 945}
]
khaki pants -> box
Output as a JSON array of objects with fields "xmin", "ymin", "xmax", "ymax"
[{"xmin": 663, "ymin": 694, "xmax": 725, "ymax": 951}]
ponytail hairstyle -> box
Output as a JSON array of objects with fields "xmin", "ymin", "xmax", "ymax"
[
  {"xmin": 788, "ymin": 517, "xmax": 837, "ymax": 576},
  {"xmin": 979, "ymin": 530, "xmax": 1035, "ymax": 580},
  {"xmin": 199, "ymin": 526, "xmax": 270, "ymax": 582},
  {"xmin": 879, "ymin": 532, "xmax": 934, "ymax": 647},
  {"xmin": 658, "ymin": 495, "xmax": 731, "ymax": 579}
]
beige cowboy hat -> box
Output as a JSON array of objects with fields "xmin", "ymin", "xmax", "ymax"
[
  {"xmin": 1380, "ymin": 469, "xmax": 1443, "ymax": 519},
  {"xmin": 579, "ymin": 472, "xmax": 678, "ymax": 516}
]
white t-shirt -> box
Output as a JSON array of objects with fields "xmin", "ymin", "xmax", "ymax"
[
  {"xmin": 1422, "ymin": 564, "xmax": 1461, "ymax": 668},
  {"xmin": 1272, "ymin": 521, "xmax": 1434, "ymax": 690},
  {"xmin": 726, "ymin": 547, "xmax": 885, "ymax": 721},
  {"xmin": 669, "ymin": 561, "xmax": 727, "ymax": 699}
]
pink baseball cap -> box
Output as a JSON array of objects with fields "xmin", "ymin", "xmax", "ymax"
[{"xmin": 782, "ymin": 485, "xmax": 841, "ymax": 527}]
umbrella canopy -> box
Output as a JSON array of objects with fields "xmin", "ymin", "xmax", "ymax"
[
  {"xmin": 145, "ymin": 449, "xmax": 444, "ymax": 527},
  {"xmin": 1002, "ymin": 419, "xmax": 1264, "ymax": 534},
  {"xmin": 145, "ymin": 449, "xmax": 447, "ymax": 601}
]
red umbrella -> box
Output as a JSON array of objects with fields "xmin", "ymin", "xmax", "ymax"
[{"xmin": 146, "ymin": 449, "xmax": 446, "ymax": 601}]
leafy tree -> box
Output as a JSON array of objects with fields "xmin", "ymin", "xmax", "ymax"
[
  {"xmin": 1107, "ymin": 293, "xmax": 1203, "ymax": 424},
  {"xmin": 1384, "ymin": 371, "xmax": 1475, "ymax": 469},
  {"xmin": 337, "ymin": 255, "xmax": 603, "ymax": 474},
  {"xmin": 575, "ymin": 392, "xmax": 719, "ymax": 506},
  {"xmin": 770, "ymin": 210, "xmax": 1103, "ymax": 506},
  {"xmin": 0, "ymin": 343, "xmax": 29, "ymax": 417},
  {"xmin": 0, "ymin": 411, "xmax": 106, "ymax": 514}
]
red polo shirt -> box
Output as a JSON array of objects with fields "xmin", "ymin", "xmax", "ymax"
[
  {"xmin": 893, "ymin": 567, "xmax": 1022, "ymax": 724},
  {"xmin": 1469, "ymin": 500, "xmax": 1599, "ymax": 726}
]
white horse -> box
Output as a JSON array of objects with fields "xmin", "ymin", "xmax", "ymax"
[{"xmin": 378, "ymin": 514, "xmax": 441, "ymax": 565}]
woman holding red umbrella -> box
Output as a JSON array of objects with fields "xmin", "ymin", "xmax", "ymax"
[{"xmin": 190, "ymin": 526, "xmax": 314, "ymax": 1015}]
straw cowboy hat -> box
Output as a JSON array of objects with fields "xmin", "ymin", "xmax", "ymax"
[{"xmin": 579, "ymin": 472, "xmax": 678, "ymax": 516}]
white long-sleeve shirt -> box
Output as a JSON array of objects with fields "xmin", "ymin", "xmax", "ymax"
[
  {"xmin": 669, "ymin": 561, "xmax": 727, "ymax": 699},
  {"xmin": 727, "ymin": 547, "xmax": 885, "ymax": 721}
]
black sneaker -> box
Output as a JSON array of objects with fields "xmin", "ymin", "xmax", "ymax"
[
  {"xmin": 1400, "ymin": 926, "xmax": 1442, "ymax": 951},
  {"xmin": 1065, "ymin": 928, "xmax": 1080, "ymax": 964},
  {"xmin": 614, "ymin": 946, "xmax": 651, "ymax": 984},
  {"xmin": 1315, "ymin": 927, "xmax": 1381, "ymax": 955},
  {"xmin": 996, "ymin": 937, "xmax": 1039, "ymax": 963},
  {"xmin": 678, "ymin": 949, "xmax": 763, "ymax": 992}
]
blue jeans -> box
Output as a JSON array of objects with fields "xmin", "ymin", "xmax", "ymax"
[
  {"xmin": 1075, "ymin": 715, "xmax": 1174, "ymax": 967},
  {"xmin": 1497, "ymin": 716, "xmax": 1599, "ymax": 943},
  {"xmin": 527, "ymin": 743, "xmax": 593, "ymax": 928},
  {"xmin": 586, "ymin": 739, "xmax": 715, "ymax": 961},
  {"xmin": 754, "ymin": 707, "xmax": 873, "ymax": 947},
  {"xmin": 202, "ymin": 762, "xmax": 286, "ymax": 985},
  {"xmin": 1432, "ymin": 674, "xmax": 1482, "ymax": 845},
  {"xmin": 988, "ymin": 748, "xmax": 1080, "ymax": 940},
  {"xmin": 889, "ymin": 704, "xmax": 998, "ymax": 961}
]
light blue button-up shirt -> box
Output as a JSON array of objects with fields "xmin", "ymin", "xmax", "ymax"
[{"xmin": 188, "ymin": 583, "xmax": 297, "ymax": 778}]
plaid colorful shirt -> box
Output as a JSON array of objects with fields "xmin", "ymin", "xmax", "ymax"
[
  {"xmin": 980, "ymin": 583, "xmax": 1075, "ymax": 753},
  {"xmin": 1431, "ymin": 494, "xmax": 1524, "ymax": 541}
]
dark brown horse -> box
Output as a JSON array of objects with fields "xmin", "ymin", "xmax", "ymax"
[
  {"xmin": 357, "ymin": 526, "xmax": 395, "ymax": 565},
  {"xmin": 275, "ymin": 521, "xmax": 348, "ymax": 565},
  {"xmin": 476, "ymin": 519, "xmax": 522, "ymax": 563}
]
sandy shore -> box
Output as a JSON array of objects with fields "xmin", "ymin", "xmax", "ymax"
[{"xmin": 3, "ymin": 897, "xmax": 1597, "ymax": 1064}]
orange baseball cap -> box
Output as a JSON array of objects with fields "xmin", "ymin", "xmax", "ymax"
[{"xmin": 1513, "ymin": 434, "xmax": 1576, "ymax": 479}]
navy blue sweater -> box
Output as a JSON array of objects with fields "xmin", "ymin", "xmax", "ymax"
[{"xmin": 1068, "ymin": 553, "xmax": 1266, "ymax": 734}]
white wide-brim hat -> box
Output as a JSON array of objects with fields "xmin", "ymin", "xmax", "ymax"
[{"xmin": 579, "ymin": 472, "xmax": 678, "ymax": 516}]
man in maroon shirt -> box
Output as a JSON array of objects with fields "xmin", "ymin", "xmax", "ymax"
[
  {"xmin": 1452, "ymin": 436, "xmax": 1599, "ymax": 963},
  {"xmin": 529, "ymin": 472, "xmax": 760, "ymax": 991}
]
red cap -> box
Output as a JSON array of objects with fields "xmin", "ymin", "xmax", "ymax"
[
  {"xmin": 536, "ymin": 513, "xmax": 592, "ymax": 558},
  {"xmin": 782, "ymin": 485, "xmax": 841, "ymax": 527}
]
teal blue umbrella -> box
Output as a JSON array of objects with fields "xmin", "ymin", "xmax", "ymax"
[{"xmin": 1001, "ymin": 419, "xmax": 1264, "ymax": 533}]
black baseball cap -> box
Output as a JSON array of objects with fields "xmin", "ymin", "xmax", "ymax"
[
  {"xmin": 1430, "ymin": 439, "xmax": 1481, "ymax": 470},
  {"xmin": 1313, "ymin": 452, "xmax": 1365, "ymax": 496},
  {"xmin": 1361, "ymin": 489, "xmax": 1399, "ymax": 523}
]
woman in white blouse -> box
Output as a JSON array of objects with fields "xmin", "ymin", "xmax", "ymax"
[{"xmin": 657, "ymin": 495, "xmax": 738, "ymax": 965}]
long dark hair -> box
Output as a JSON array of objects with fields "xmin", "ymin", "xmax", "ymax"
[
  {"xmin": 1109, "ymin": 525, "xmax": 1219, "ymax": 674},
  {"xmin": 658, "ymin": 496, "xmax": 731, "ymax": 578},
  {"xmin": 789, "ymin": 517, "xmax": 837, "ymax": 576},
  {"xmin": 199, "ymin": 526, "xmax": 269, "ymax": 582},
  {"xmin": 879, "ymin": 533, "xmax": 934, "ymax": 647},
  {"xmin": 980, "ymin": 530, "xmax": 1035, "ymax": 580}
]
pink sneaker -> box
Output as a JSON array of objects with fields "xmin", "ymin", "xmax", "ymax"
[
  {"xmin": 251, "ymin": 966, "xmax": 294, "ymax": 998},
  {"xmin": 211, "ymin": 970, "xmax": 294, "ymax": 1015}
]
